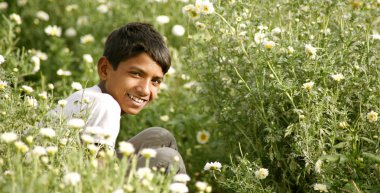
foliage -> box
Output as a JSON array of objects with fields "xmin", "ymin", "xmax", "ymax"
[
  {"xmin": 0, "ymin": 0, "xmax": 217, "ymax": 192},
  {"xmin": 184, "ymin": 0, "xmax": 380, "ymax": 192},
  {"xmin": 2, "ymin": 0, "xmax": 380, "ymax": 192}
]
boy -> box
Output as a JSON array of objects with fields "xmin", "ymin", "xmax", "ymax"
[{"xmin": 53, "ymin": 22, "xmax": 186, "ymax": 174}]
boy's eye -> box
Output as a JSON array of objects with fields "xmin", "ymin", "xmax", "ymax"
[
  {"xmin": 152, "ymin": 79, "xmax": 161, "ymax": 86},
  {"xmin": 130, "ymin": 72, "xmax": 141, "ymax": 76}
]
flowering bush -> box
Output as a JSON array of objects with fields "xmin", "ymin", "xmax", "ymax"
[
  {"xmin": 183, "ymin": 0, "xmax": 380, "ymax": 192},
  {"xmin": 2, "ymin": 0, "xmax": 380, "ymax": 192},
  {"xmin": 0, "ymin": 0, "xmax": 216, "ymax": 192}
]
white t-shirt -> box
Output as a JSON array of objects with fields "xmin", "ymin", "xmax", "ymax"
[{"xmin": 51, "ymin": 85, "xmax": 121, "ymax": 148}]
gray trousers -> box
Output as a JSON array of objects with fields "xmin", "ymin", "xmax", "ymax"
[{"xmin": 126, "ymin": 127, "xmax": 186, "ymax": 174}]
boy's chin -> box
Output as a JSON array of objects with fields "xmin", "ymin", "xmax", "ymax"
[
  {"xmin": 122, "ymin": 108, "xmax": 143, "ymax": 115},
  {"xmin": 122, "ymin": 102, "xmax": 150, "ymax": 115}
]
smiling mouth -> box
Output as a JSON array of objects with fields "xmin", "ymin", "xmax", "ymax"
[{"xmin": 127, "ymin": 93, "xmax": 147, "ymax": 104}]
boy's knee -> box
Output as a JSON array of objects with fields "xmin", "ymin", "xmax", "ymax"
[
  {"xmin": 146, "ymin": 127, "xmax": 176, "ymax": 143},
  {"xmin": 128, "ymin": 127, "xmax": 178, "ymax": 151},
  {"xmin": 139, "ymin": 147, "xmax": 186, "ymax": 174}
]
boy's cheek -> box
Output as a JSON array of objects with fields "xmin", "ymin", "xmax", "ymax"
[{"xmin": 149, "ymin": 93, "xmax": 158, "ymax": 102}]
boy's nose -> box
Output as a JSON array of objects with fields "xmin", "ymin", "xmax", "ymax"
[{"xmin": 136, "ymin": 80, "xmax": 150, "ymax": 96}]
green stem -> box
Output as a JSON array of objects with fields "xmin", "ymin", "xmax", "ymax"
[
  {"xmin": 233, "ymin": 66, "xmax": 251, "ymax": 92},
  {"xmin": 212, "ymin": 171, "xmax": 217, "ymax": 180},
  {"xmin": 126, "ymin": 156, "xmax": 137, "ymax": 185},
  {"xmin": 266, "ymin": 62, "xmax": 297, "ymax": 109},
  {"xmin": 214, "ymin": 12, "xmax": 252, "ymax": 93}
]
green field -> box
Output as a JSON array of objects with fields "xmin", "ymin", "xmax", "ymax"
[{"xmin": 0, "ymin": 0, "xmax": 380, "ymax": 192}]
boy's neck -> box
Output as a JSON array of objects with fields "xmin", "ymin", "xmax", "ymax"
[
  {"xmin": 98, "ymin": 81, "xmax": 126, "ymax": 116},
  {"xmin": 98, "ymin": 81, "xmax": 107, "ymax": 94}
]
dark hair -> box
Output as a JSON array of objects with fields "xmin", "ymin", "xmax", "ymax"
[{"xmin": 103, "ymin": 22, "xmax": 171, "ymax": 74}]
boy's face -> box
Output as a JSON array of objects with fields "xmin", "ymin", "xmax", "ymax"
[{"xmin": 98, "ymin": 53, "xmax": 163, "ymax": 115}]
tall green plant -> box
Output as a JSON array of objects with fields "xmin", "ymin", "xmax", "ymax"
[{"xmin": 184, "ymin": 0, "xmax": 380, "ymax": 192}]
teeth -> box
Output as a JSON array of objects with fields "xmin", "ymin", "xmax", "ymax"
[{"xmin": 129, "ymin": 94, "xmax": 144, "ymax": 104}]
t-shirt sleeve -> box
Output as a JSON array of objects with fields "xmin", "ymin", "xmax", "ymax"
[{"xmin": 85, "ymin": 95, "xmax": 121, "ymax": 148}]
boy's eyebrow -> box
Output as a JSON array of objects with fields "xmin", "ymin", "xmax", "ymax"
[
  {"xmin": 154, "ymin": 76, "xmax": 163, "ymax": 81},
  {"xmin": 152, "ymin": 74, "xmax": 164, "ymax": 81}
]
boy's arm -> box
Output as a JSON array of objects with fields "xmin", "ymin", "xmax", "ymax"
[{"xmin": 84, "ymin": 94, "xmax": 121, "ymax": 149}]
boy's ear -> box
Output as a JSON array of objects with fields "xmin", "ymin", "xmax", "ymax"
[{"xmin": 97, "ymin": 56, "xmax": 110, "ymax": 80}]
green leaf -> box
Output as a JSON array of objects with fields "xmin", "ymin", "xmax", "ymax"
[
  {"xmin": 320, "ymin": 154, "xmax": 341, "ymax": 162},
  {"xmin": 333, "ymin": 142, "xmax": 348, "ymax": 149},
  {"xmin": 361, "ymin": 137, "xmax": 376, "ymax": 145},
  {"xmin": 362, "ymin": 152, "xmax": 380, "ymax": 163},
  {"xmin": 284, "ymin": 123, "xmax": 294, "ymax": 137}
]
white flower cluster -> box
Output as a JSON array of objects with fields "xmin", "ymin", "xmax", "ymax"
[
  {"xmin": 0, "ymin": 80, "xmax": 7, "ymax": 90},
  {"xmin": 173, "ymin": 174, "xmax": 190, "ymax": 183},
  {"xmin": 65, "ymin": 4, "xmax": 79, "ymax": 12},
  {"xmin": 67, "ymin": 118, "xmax": 85, "ymax": 129},
  {"xmin": 0, "ymin": 2, "xmax": 8, "ymax": 10},
  {"xmin": 367, "ymin": 111, "xmax": 378, "ymax": 123},
  {"xmin": 136, "ymin": 167, "xmax": 154, "ymax": 180},
  {"xmin": 169, "ymin": 174, "xmax": 191, "ymax": 193},
  {"xmin": 0, "ymin": 54, "xmax": 5, "ymax": 65},
  {"xmin": 172, "ymin": 25, "xmax": 185, "ymax": 37},
  {"xmin": 118, "ymin": 141, "xmax": 135, "ymax": 156},
  {"xmin": 81, "ymin": 134, "xmax": 95, "ymax": 144},
  {"xmin": 255, "ymin": 168, "xmax": 269, "ymax": 180},
  {"xmin": 44, "ymin": 25, "xmax": 62, "ymax": 37},
  {"xmin": 330, "ymin": 73, "xmax": 344, "ymax": 82},
  {"xmin": 39, "ymin": 128, "xmax": 56, "ymax": 138},
  {"xmin": 21, "ymin": 85, "xmax": 34, "ymax": 93},
  {"xmin": 252, "ymin": 25, "xmax": 282, "ymax": 49},
  {"xmin": 26, "ymin": 96, "xmax": 38, "ymax": 108},
  {"xmin": 80, "ymin": 34, "xmax": 95, "ymax": 44},
  {"xmin": 169, "ymin": 182, "xmax": 188, "ymax": 193},
  {"xmin": 30, "ymin": 55, "xmax": 40, "ymax": 73},
  {"xmin": 302, "ymin": 81, "xmax": 314, "ymax": 92},
  {"xmin": 57, "ymin": 69, "xmax": 72, "ymax": 76},
  {"xmin": 63, "ymin": 172, "xmax": 81, "ymax": 186},
  {"xmin": 182, "ymin": 0, "xmax": 214, "ymax": 20},
  {"xmin": 313, "ymin": 183, "xmax": 328, "ymax": 192},
  {"xmin": 83, "ymin": 54, "xmax": 93, "ymax": 63},
  {"xmin": 204, "ymin": 161, "xmax": 222, "ymax": 171},
  {"xmin": 15, "ymin": 141, "xmax": 29, "ymax": 153},
  {"xmin": 1, "ymin": 132, "xmax": 18, "ymax": 143},
  {"xmin": 372, "ymin": 33, "xmax": 380, "ymax": 40},
  {"xmin": 196, "ymin": 130, "xmax": 210, "ymax": 144},
  {"xmin": 305, "ymin": 44, "xmax": 317, "ymax": 59},
  {"xmin": 96, "ymin": 4, "xmax": 109, "ymax": 14},
  {"xmin": 83, "ymin": 126, "xmax": 112, "ymax": 143},
  {"xmin": 17, "ymin": 0, "xmax": 27, "ymax": 6},
  {"xmin": 58, "ymin": 99, "xmax": 68, "ymax": 107},
  {"xmin": 263, "ymin": 41, "xmax": 275, "ymax": 49},
  {"xmin": 71, "ymin": 82, "xmax": 82, "ymax": 90},
  {"xmin": 32, "ymin": 146, "xmax": 47, "ymax": 157},
  {"xmin": 156, "ymin": 15, "xmax": 170, "ymax": 24},
  {"xmin": 254, "ymin": 31, "xmax": 266, "ymax": 44},
  {"xmin": 112, "ymin": 188, "xmax": 124, "ymax": 193},
  {"xmin": 140, "ymin": 148, "xmax": 157, "ymax": 158},
  {"xmin": 46, "ymin": 146, "xmax": 58, "ymax": 155},
  {"xmin": 315, "ymin": 160, "xmax": 323, "ymax": 173},
  {"xmin": 195, "ymin": 181, "xmax": 212, "ymax": 193},
  {"xmin": 9, "ymin": 13, "xmax": 22, "ymax": 25},
  {"xmin": 339, "ymin": 121, "xmax": 349, "ymax": 129},
  {"xmin": 64, "ymin": 27, "xmax": 77, "ymax": 37},
  {"xmin": 36, "ymin": 11, "xmax": 49, "ymax": 21},
  {"xmin": 160, "ymin": 115, "xmax": 170, "ymax": 122},
  {"xmin": 76, "ymin": 16, "xmax": 89, "ymax": 26}
]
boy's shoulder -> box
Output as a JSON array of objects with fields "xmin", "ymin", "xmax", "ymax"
[
  {"xmin": 70, "ymin": 85, "xmax": 114, "ymax": 102},
  {"xmin": 51, "ymin": 85, "xmax": 120, "ymax": 118}
]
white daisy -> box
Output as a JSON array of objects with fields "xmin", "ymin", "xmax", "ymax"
[{"xmin": 204, "ymin": 161, "xmax": 222, "ymax": 171}]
